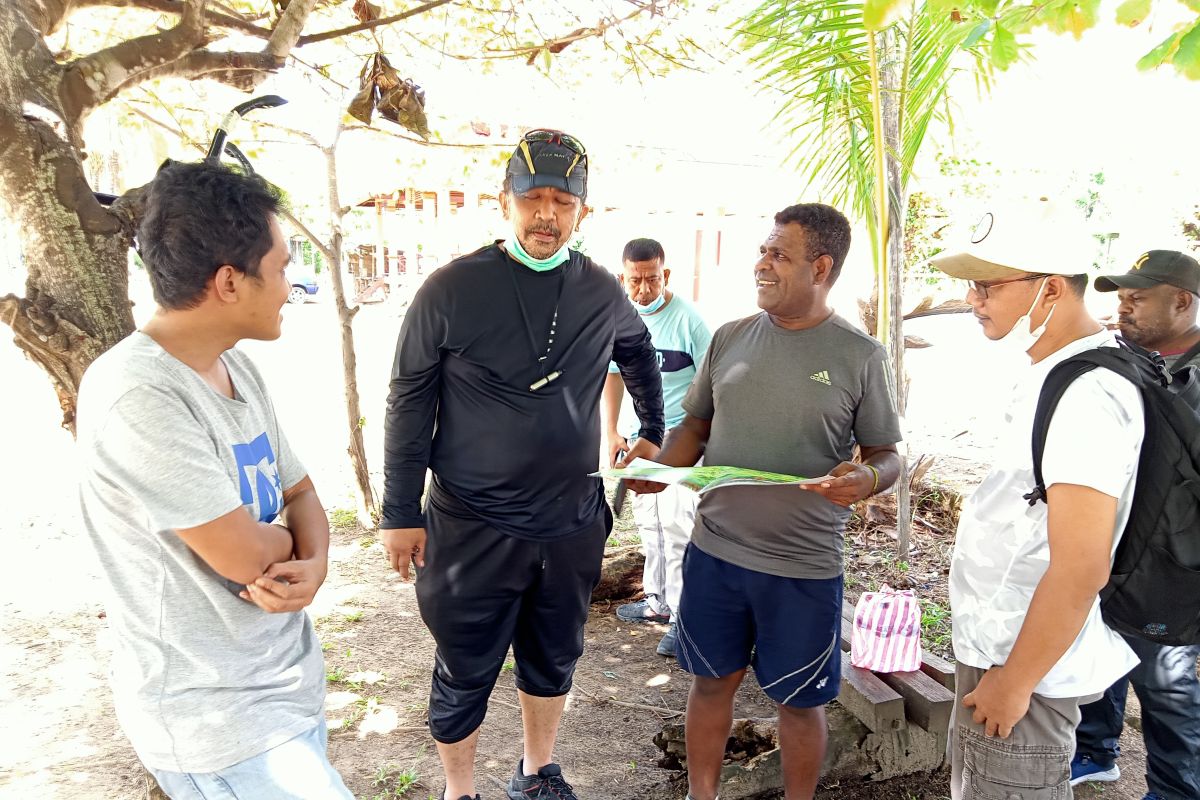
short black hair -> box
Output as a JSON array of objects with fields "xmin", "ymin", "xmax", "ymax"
[
  {"xmin": 622, "ymin": 238, "xmax": 665, "ymax": 264},
  {"xmin": 1063, "ymin": 273, "xmax": 1088, "ymax": 296},
  {"xmin": 773, "ymin": 203, "xmax": 852, "ymax": 282},
  {"xmin": 138, "ymin": 161, "xmax": 282, "ymax": 310}
]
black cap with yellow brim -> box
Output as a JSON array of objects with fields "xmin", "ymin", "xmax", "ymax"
[{"xmin": 1094, "ymin": 250, "xmax": 1200, "ymax": 294}]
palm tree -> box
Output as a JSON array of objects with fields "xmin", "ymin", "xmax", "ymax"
[{"xmin": 740, "ymin": 0, "xmax": 996, "ymax": 557}]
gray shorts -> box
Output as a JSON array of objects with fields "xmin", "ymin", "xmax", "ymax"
[{"xmin": 950, "ymin": 664, "xmax": 1100, "ymax": 800}]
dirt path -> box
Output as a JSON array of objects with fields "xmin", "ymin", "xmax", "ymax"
[{"xmin": 0, "ymin": 513, "xmax": 1160, "ymax": 800}]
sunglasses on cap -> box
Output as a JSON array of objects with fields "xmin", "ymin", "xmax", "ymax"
[
  {"xmin": 510, "ymin": 129, "xmax": 588, "ymax": 200},
  {"xmin": 521, "ymin": 129, "xmax": 587, "ymax": 155}
]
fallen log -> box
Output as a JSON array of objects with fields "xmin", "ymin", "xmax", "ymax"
[
  {"xmin": 654, "ymin": 707, "xmax": 945, "ymax": 799},
  {"xmin": 591, "ymin": 545, "xmax": 644, "ymax": 603}
]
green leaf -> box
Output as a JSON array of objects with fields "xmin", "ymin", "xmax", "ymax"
[
  {"xmin": 863, "ymin": 0, "xmax": 905, "ymax": 30},
  {"xmin": 1065, "ymin": 0, "xmax": 1101, "ymax": 38},
  {"xmin": 1137, "ymin": 29, "xmax": 1183, "ymax": 69},
  {"xmin": 1115, "ymin": 0, "xmax": 1152, "ymax": 25},
  {"xmin": 990, "ymin": 24, "xmax": 1019, "ymax": 67},
  {"xmin": 1171, "ymin": 20, "xmax": 1200, "ymax": 78},
  {"xmin": 542, "ymin": 47, "xmax": 552, "ymax": 71},
  {"xmin": 927, "ymin": 0, "xmax": 958, "ymax": 15},
  {"xmin": 1182, "ymin": 0, "xmax": 1200, "ymax": 12},
  {"xmin": 978, "ymin": 0, "xmax": 1001, "ymax": 15},
  {"xmin": 963, "ymin": 18, "xmax": 992, "ymax": 46}
]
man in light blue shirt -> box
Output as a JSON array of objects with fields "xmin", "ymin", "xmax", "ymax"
[{"xmin": 603, "ymin": 238, "xmax": 712, "ymax": 656}]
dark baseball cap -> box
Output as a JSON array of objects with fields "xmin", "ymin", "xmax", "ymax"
[
  {"xmin": 1094, "ymin": 250, "xmax": 1200, "ymax": 294},
  {"xmin": 505, "ymin": 129, "xmax": 588, "ymax": 201}
]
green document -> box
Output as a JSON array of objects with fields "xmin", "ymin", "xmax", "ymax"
[{"xmin": 593, "ymin": 458, "xmax": 825, "ymax": 496}]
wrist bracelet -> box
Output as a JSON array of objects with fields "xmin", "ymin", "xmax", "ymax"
[{"xmin": 864, "ymin": 464, "xmax": 880, "ymax": 495}]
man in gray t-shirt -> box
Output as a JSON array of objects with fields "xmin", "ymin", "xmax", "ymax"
[
  {"xmin": 628, "ymin": 203, "xmax": 901, "ymax": 800},
  {"xmin": 76, "ymin": 162, "xmax": 351, "ymax": 798}
]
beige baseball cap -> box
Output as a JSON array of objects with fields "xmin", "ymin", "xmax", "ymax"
[{"xmin": 931, "ymin": 199, "xmax": 1092, "ymax": 281}]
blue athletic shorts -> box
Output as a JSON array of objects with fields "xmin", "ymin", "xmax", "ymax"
[{"xmin": 675, "ymin": 543, "xmax": 843, "ymax": 708}]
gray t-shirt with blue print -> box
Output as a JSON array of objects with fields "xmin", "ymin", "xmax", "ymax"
[{"xmin": 76, "ymin": 332, "xmax": 324, "ymax": 773}]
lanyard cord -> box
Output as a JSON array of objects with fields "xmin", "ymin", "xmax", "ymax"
[{"xmin": 507, "ymin": 262, "xmax": 567, "ymax": 390}]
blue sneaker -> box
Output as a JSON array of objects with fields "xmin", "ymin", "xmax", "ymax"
[
  {"xmin": 616, "ymin": 598, "xmax": 669, "ymax": 624},
  {"xmin": 656, "ymin": 622, "xmax": 678, "ymax": 657},
  {"xmin": 1070, "ymin": 754, "xmax": 1120, "ymax": 786}
]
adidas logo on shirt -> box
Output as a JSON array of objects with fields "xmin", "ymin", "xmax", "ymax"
[{"xmin": 810, "ymin": 370, "xmax": 831, "ymax": 386}]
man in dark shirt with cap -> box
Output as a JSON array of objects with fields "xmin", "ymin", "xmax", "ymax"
[
  {"xmin": 1070, "ymin": 249, "xmax": 1200, "ymax": 800},
  {"xmin": 379, "ymin": 129, "xmax": 665, "ymax": 800}
]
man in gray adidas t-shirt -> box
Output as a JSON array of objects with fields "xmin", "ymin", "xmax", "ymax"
[
  {"xmin": 76, "ymin": 162, "xmax": 351, "ymax": 798},
  {"xmin": 628, "ymin": 203, "xmax": 902, "ymax": 800}
]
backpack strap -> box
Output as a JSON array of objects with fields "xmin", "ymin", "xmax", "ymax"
[
  {"xmin": 1025, "ymin": 347, "xmax": 1148, "ymax": 506},
  {"xmin": 1170, "ymin": 339, "xmax": 1200, "ymax": 374}
]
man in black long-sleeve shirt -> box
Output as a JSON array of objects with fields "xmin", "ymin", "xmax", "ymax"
[{"xmin": 380, "ymin": 129, "xmax": 664, "ymax": 800}]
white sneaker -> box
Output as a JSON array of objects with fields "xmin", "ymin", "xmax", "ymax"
[{"xmin": 1069, "ymin": 755, "xmax": 1120, "ymax": 786}]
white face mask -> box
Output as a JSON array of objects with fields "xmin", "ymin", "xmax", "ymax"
[{"xmin": 997, "ymin": 277, "xmax": 1056, "ymax": 357}]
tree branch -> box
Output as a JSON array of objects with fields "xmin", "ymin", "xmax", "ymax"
[
  {"xmin": 296, "ymin": 0, "xmax": 455, "ymax": 46},
  {"xmin": 120, "ymin": 48, "xmax": 278, "ymax": 92},
  {"xmin": 60, "ymin": 0, "xmax": 210, "ymax": 124},
  {"xmin": 280, "ymin": 207, "xmax": 335, "ymax": 262},
  {"xmin": 483, "ymin": 2, "xmax": 656, "ymax": 60},
  {"xmin": 342, "ymin": 124, "xmax": 507, "ymax": 148},
  {"xmin": 267, "ymin": 0, "xmax": 319, "ymax": 59},
  {"xmin": 75, "ymin": 0, "xmax": 271, "ymax": 38}
]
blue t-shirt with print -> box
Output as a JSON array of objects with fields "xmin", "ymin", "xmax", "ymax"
[{"xmin": 610, "ymin": 294, "xmax": 712, "ymax": 437}]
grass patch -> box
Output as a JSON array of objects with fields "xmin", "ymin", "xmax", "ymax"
[
  {"xmin": 920, "ymin": 600, "xmax": 952, "ymax": 652},
  {"xmin": 329, "ymin": 507, "xmax": 359, "ymax": 529},
  {"xmin": 369, "ymin": 760, "xmax": 422, "ymax": 799}
]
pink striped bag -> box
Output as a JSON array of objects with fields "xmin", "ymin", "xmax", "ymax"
[{"xmin": 850, "ymin": 585, "xmax": 922, "ymax": 673}]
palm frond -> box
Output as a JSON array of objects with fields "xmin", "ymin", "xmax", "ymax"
[{"xmin": 740, "ymin": 0, "xmax": 995, "ymax": 225}]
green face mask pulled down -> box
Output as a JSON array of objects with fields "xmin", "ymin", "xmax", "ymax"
[{"xmin": 505, "ymin": 236, "xmax": 569, "ymax": 272}]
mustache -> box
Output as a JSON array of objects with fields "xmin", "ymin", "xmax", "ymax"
[
  {"xmin": 526, "ymin": 223, "xmax": 561, "ymax": 237},
  {"xmin": 1117, "ymin": 317, "xmax": 1137, "ymax": 327}
]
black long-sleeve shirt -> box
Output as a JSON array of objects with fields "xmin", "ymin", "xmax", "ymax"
[{"xmin": 381, "ymin": 243, "xmax": 665, "ymax": 539}]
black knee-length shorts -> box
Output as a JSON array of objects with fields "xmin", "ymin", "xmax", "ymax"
[{"xmin": 415, "ymin": 480, "xmax": 611, "ymax": 744}]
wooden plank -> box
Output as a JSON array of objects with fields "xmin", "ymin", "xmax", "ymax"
[
  {"xmin": 919, "ymin": 651, "xmax": 956, "ymax": 692},
  {"xmin": 835, "ymin": 652, "xmax": 907, "ymax": 733},
  {"xmin": 876, "ymin": 668, "xmax": 955, "ymax": 734},
  {"xmin": 840, "ymin": 601, "xmax": 855, "ymax": 652}
]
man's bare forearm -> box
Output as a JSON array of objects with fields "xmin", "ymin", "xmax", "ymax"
[
  {"xmin": 656, "ymin": 415, "xmax": 710, "ymax": 468},
  {"xmin": 279, "ymin": 479, "xmax": 331, "ymax": 564},
  {"xmin": 603, "ymin": 372, "xmax": 625, "ymax": 437},
  {"xmin": 861, "ymin": 445, "xmax": 901, "ymax": 495},
  {"xmin": 1000, "ymin": 566, "xmax": 1097, "ymax": 694},
  {"xmin": 255, "ymin": 522, "xmax": 297, "ymax": 569}
]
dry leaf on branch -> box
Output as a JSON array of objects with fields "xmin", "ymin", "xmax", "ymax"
[
  {"xmin": 347, "ymin": 53, "xmax": 429, "ymax": 139},
  {"xmin": 352, "ymin": 0, "xmax": 381, "ymax": 23}
]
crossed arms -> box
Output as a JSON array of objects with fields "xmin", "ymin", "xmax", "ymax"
[{"xmin": 175, "ymin": 475, "xmax": 330, "ymax": 613}]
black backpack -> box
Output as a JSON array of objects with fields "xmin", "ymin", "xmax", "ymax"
[{"xmin": 1026, "ymin": 337, "xmax": 1200, "ymax": 646}]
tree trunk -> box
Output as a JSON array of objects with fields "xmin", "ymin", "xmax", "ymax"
[
  {"xmin": 881, "ymin": 31, "xmax": 912, "ymax": 562},
  {"xmin": 591, "ymin": 545, "xmax": 645, "ymax": 603},
  {"xmin": 322, "ymin": 131, "xmax": 377, "ymax": 528},
  {"xmin": 0, "ymin": 107, "xmax": 136, "ymax": 433}
]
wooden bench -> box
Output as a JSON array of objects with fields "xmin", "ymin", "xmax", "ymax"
[{"xmin": 834, "ymin": 600, "xmax": 956, "ymax": 736}]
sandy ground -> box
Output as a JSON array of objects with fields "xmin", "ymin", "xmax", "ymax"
[{"xmin": 0, "ymin": 286, "xmax": 1163, "ymax": 799}]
